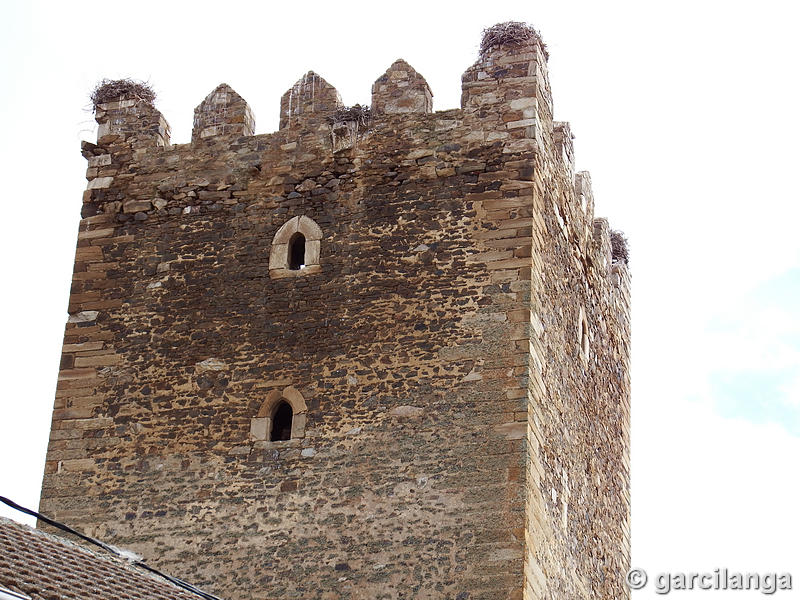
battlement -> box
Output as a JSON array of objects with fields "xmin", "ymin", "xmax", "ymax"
[
  {"xmin": 88, "ymin": 22, "xmax": 553, "ymax": 151},
  {"xmin": 46, "ymin": 22, "xmax": 630, "ymax": 600}
]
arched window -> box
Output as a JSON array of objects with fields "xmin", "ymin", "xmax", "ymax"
[
  {"xmin": 270, "ymin": 401, "xmax": 293, "ymax": 441},
  {"xmin": 288, "ymin": 233, "xmax": 306, "ymax": 270},
  {"xmin": 269, "ymin": 216, "xmax": 322, "ymax": 278},
  {"xmin": 249, "ymin": 386, "xmax": 308, "ymax": 443}
]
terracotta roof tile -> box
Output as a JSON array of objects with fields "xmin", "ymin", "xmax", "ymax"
[{"xmin": 0, "ymin": 517, "xmax": 211, "ymax": 600}]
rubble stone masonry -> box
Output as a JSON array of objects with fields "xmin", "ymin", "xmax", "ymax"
[{"xmin": 40, "ymin": 25, "xmax": 631, "ymax": 600}]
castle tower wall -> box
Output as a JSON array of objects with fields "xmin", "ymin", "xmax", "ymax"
[{"xmin": 41, "ymin": 25, "xmax": 630, "ymax": 600}]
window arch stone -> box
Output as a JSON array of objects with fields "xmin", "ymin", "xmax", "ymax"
[
  {"xmin": 249, "ymin": 386, "xmax": 308, "ymax": 442},
  {"xmin": 269, "ymin": 216, "xmax": 322, "ymax": 278}
]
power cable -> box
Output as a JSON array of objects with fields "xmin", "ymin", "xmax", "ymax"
[{"xmin": 0, "ymin": 496, "xmax": 222, "ymax": 600}]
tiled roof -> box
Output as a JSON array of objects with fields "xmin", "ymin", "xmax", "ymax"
[{"xmin": 0, "ymin": 517, "xmax": 206, "ymax": 600}]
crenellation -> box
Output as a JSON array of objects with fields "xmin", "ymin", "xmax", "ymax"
[
  {"xmin": 95, "ymin": 96, "xmax": 171, "ymax": 149},
  {"xmin": 279, "ymin": 71, "xmax": 343, "ymax": 131},
  {"xmin": 461, "ymin": 40, "xmax": 553, "ymax": 158},
  {"xmin": 554, "ymin": 121, "xmax": 575, "ymax": 176},
  {"xmin": 575, "ymin": 170, "xmax": 596, "ymax": 224},
  {"xmin": 192, "ymin": 83, "xmax": 255, "ymax": 142},
  {"xmin": 372, "ymin": 59, "xmax": 433, "ymax": 115},
  {"xmin": 39, "ymin": 21, "xmax": 630, "ymax": 600},
  {"xmin": 592, "ymin": 217, "xmax": 614, "ymax": 273}
]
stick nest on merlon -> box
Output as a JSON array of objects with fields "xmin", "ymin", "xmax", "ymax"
[
  {"xmin": 610, "ymin": 230, "xmax": 630, "ymax": 265},
  {"xmin": 480, "ymin": 21, "xmax": 548, "ymax": 60},
  {"xmin": 91, "ymin": 79, "xmax": 156, "ymax": 110}
]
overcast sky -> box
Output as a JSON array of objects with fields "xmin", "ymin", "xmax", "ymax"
[{"xmin": 1, "ymin": 1, "xmax": 798, "ymax": 596}]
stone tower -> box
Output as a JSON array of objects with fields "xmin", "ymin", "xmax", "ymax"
[{"xmin": 40, "ymin": 23, "xmax": 631, "ymax": 600}]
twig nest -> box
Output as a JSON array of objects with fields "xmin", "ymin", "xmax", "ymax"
[
  {"xmin": 610, "ymin": 230, "xmax": 630, "ymax": 265},
  {"xmin": 328, "ymin": 104, "xmax": 371, "ymax": 126},
  {"xmin": 91, "ymin": 78, "xmax": 156, "ymax": 110},
  {"xmin": 480, "ymin": 21, "xmax": 548, "ymax": 59}
]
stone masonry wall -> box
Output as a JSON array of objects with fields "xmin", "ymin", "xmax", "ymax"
[{"xmin": 40, "ymin": 26, "xmax": 631, "ymax": 600}]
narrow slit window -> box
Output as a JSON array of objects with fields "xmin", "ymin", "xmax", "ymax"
[
  {"xmin": 270, "ymin": 401, "xmax": 293, "ymax": 441},
  {"xmin": 581, "ymin": 321, "xmax": 588, "ymax": 354},
  {"xmin": 579, "ymin": 313, "xmax": 590, "ymax": 361},
  {"xmin": 288, "ymin": 233, "xmax": 306, "ymax": 270}
]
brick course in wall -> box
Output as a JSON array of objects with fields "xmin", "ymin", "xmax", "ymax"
[{"xmin": 40, "ymin": 24, "xmax": 631, "ymax": 600}]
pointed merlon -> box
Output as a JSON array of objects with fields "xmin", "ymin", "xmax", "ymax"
[
  {"xmin": 372, "ymin": 59, "xmax": 433, "ymax": 115},
  {"xmin": 192, "ymin": 83, "xmax": 255, "ymax": 142},
  {"xmin": 279, "ymin": 71, "xmax": 342, "ymax": 130},
  {"xmin": 554, "ymin": 122, "xmax": 575, "ymax": 173}
]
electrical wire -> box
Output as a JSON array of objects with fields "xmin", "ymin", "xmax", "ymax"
[{"xmin": 0, "ymin": 496, "xmax": 223, "ymax": 600}]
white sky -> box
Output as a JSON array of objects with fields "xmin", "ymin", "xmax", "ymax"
[{"xmin": 1, "ymin": 1, "xmax": 799, "ymax": 597}]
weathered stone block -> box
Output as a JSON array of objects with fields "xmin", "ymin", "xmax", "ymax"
[{"xmin": 249, "ymin": 417, "xmax": 267, "ymax": 441}]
